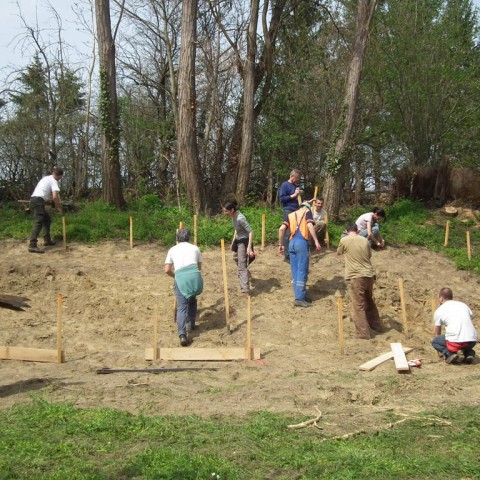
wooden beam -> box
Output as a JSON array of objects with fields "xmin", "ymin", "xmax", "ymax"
[
  {"xmin": 358, "ymin": 347, "xmax": 413, "ymax": 371},
  {"xmin": 145, "ymin": 347, "xmax": 261, "ymax": 361},
  {"xmin": 0, "ymin": 346, "xmax": 64, "ymax": 363},
  {"xmin": 390, "ymin": 342, "xmax": 410, "ymax": 372}
]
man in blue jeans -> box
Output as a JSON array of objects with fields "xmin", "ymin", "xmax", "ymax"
[
  {"xmin": 431, "ymin": 287, "xmax": 477, "ymax": 364},
  {"xmin": 164, "ymin": 228, "xmax": 203, "ymax": 346},
  {"xmin": 278, "ymin": 202, "xmax": 321, "ymax": 307}
]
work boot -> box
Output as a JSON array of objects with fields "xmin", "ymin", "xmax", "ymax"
[
  {"xmin": 179, "ymin": 335, "xmax": 188, "ymax": 347},
  {"xmin": 28, "ymin": 241, "xmax": 44, "ymax": 254},
  {"xmin": 44, "ymin": 236, "xmax": 56, "ymax": 246}
]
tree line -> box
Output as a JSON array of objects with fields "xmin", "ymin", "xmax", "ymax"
[{"xmin": 1, "ymin": 0, "xmax": 479, "ymax": 216}]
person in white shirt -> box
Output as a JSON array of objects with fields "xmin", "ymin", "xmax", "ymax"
[
  {"xmin": 311, "ymin": 196, "xmax": 328, "ymax": 247},
  {"xmin": 431, "ymin": 287, "xmax": 477, "ymax": 364},
  {"xmin": 355, "ymin": 207, "xmax": 385, "ymax": 249},
  {"xmin": 28, "ymin": 167, "xmax": 64, "ymax": 253},
  {"xmin": 164, "ymin": 228, "xmax": 203, "ymax": 346}
]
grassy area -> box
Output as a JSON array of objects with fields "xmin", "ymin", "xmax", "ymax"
[
  {"xmin": 1, "ymin": 198, "xmax": 479, "ymax": 273},
  {"xmin": 0, "ymin": 398, "xmax": 479, "ymax": 479}
]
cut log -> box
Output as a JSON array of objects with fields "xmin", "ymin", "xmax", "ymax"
[{"xmin": 444, "ymin": 206, "xmax": 458, "ymax": 217}]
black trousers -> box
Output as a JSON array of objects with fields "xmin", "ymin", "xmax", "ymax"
[{"xmin": 29, "ymin": 197, "xmax": 51, "ymax": 243}]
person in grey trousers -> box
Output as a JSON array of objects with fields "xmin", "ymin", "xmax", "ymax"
[{"xmin": 223, "ymin": 201, "xmax": 254, "ymax": 295}]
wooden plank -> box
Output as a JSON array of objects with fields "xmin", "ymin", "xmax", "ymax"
[
  {"xmin": 358, "ymin": 347, "xmax": 413, "ymax": 371},
  {"xmin": 145, "ymin": 347, "xmax": 261, "ymax": 361},
  {"xmin": 390, "ymin": 343, "xmax": 410, "ymax": 372},
  {"xmin": 0, "ymin": 346, "xmax": 64, "ymax": 363}
]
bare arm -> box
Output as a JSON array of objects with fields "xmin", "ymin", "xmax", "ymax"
[
  {"xmin": 278, "ymin": 224, "xmax": 287, "ymax": 253},
  {"xmin": 247, "ymin": 231, "xmax": 253, "ymax": 255},
  {"xmin": 164, "ymin": 263, "xmax": 174, "ymax": 277},
  {"xmin": 52, "ymin": 191, "xmax": 63, "ymax": 215},
  {"xmin": 434, "ymin": 325, "xmax": 441, "ymax": 336},
  {"xmin": 197, "ymin": 262, "xmax": 202, "ymax": 271},
  {"xmin": 307, "ymin": 223, "xmax": 321, "ymax": 251}
]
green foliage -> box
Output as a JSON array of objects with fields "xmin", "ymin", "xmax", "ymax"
[{"xmin": 1, "ymin": 399, "xmax": 479, "ymax": 479}]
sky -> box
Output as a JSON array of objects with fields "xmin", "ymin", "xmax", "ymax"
[
  {"xmin": 0, "ymin": 0, "xmax": 94, "ymax": 83},
  {"xmin": 1, "ymin": 0, "xmax": 480, "ymax": 84}
]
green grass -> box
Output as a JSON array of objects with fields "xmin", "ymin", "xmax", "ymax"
[
  {"xmin": 1, "ymin": 198, "xmax": 479, "ymax": 273},
  {"xmin": 0, "ymin": 398, "xmax": 479, "ymax": 479}
]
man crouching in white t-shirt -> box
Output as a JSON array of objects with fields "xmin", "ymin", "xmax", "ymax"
[
  {"xmin": 28, "ymin": 167, "xmax": 64, "ymax": 253},
  {"xmin": 432, "ymin": 287, "xmax": 477, "ymax": 364},
  {"xmin": 164, "ymin": 228, "xmax": 203, "ymax": 346}
]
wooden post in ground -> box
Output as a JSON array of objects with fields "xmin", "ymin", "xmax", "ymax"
[
  {"xmin": 194, "ymin": 214, "xmax": 198, "ymax": 245},
  {"xmin": 431, "ymin": 297, "xmax": 442, "ymax": 359},
  {"xmin": 261, "ymin": 214, "xmax": 266, "ymax": 251},
  {"xmin": 62, "ymin": 216, "xmax": 67, "ymax": 251},
  {"xmin": 313, "ymin": 186, "xmax": 318, "ymax": 199},
  {"xmin": 337, "ymin": 296, "xmax": 344, "ymax": 354},
  {"xmin": 444, "ymin": 220, "xmax": 450, "ymax": 247},
  {"xmin": 152, "ymin": 305, "xmax": 159, "ymax": 361},
  {"xmin": 466, "ymin": 230, "xmax": 471, "ymax": 260},
  {"xmin": 129, "ymin": 216, "xmax": 133, "ymax": 249},
  {"xmin": 246, "ymin": 295, "xmax": 252, "ymax": 360},
  {"xmin": 398, "ymin": 278, "xmax": 409, "ymax": 338},
  {"xmin": 179, "ymin": 221, "xmax": 184, "ymax": 229},
  {"xmin": 325, "ymin": 214, "xmax": 330, "ymax": 249},
  {"xmin": 221, "ymin": 239, "xmax": 231, "ymax": 332},
  {"xmin": 57, "ymin": 294, "xmax": 63, "ymax": 364}
]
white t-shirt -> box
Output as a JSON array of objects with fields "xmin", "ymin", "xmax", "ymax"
[
  {"xmin": 31, "ymin": 175, "xmax": 60, "ymax": 201},
  {"xmin": 313, "ymin": 208, "xmax": 327, "ymax": 222},
  {"xmin": 165, "ymin": 242, "xmax": 202, "ymax": 271},
  {"xmin": 434, "ymin": 300, "xmax": 477, "ymax": 342},
  {"xmin": 356, "ymin": 212, "xmax": 374, "ymax": 231}
]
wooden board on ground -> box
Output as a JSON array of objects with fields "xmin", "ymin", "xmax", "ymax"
[
  {"xmin": 358, "ymin": 347, "xmax": 413, "ymax": 371},
  {"xmin": 390, "ymin": 343, "xmax": 411, "ymax": 372},
  {"xmin": 145, "ymin": 347, "xmax": 261, "ymax": 361},
  {"xmin": 0, "ymin": 346, "xmax": 64, "ymax": 363}
]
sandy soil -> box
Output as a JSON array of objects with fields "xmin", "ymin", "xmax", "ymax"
[{"xmin": 1, "ymin": 239, "xmax": 479, "ymax": 436}]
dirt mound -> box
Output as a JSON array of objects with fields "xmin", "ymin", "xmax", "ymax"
[{"xmin": 1, "ymin": 240, "xmax": 478, "ymax": 435}]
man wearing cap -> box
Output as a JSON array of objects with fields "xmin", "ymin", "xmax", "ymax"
[
  {"xmin": 279, "ymin": 201, "xmax": 321, "ymax": 307},
  {"xmin": 337, "ymin": 223, "xmax": 382, "ymax": 339}
]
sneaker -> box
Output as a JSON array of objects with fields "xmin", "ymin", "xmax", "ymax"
[
  {"xmin": 445, "ymin": 353, "xmax": 458, "ymax": 364},
  {"xmin": 179, "ymin": 335, "xmax": 188, "ymax": 347},
  {"xmin": 294, "ymin": 300, "xmax": 312, "ymax": 308},
  {"xmin": 28, "ymin": 245, "xmax": 45, "ymax": 254},
  {"xmin": 464, "ymin": 355, "xmax": 475, "ymax": 365}
]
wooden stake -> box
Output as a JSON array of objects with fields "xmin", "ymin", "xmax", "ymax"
[
  {"xmin": 398, "ymin": 278, "xmax": 409, "ymax": 338},
  {"xmin": 179, "ymin": 221, "xmax": 184, "ymax": 229},
  {"xmin": 129, "ymin": 216, "xmax": 133, "ymax": 249},
  {"xmin": 57, "ymin": 294, "xmax": 63, "ymax": 364},
  {"xmin": 324, "ymin": 214, "xmax": 330, "ymax": 248},
  {"xmin": 261, "ymin": 214, "xmax": 266, "ymax": 250},
  {"xmin": 152, "ymin": 304, "xmax": 159, "ymax": 361},
  {"xmin": 221, "ymin": 239, "xmax": 231, "ymax": 331},
  {"xmin": 337, "ymin": 296, "xmax": 344, "ymax": 354},
  {"xmin": 246, "ymin": 295, "xmax": 252, "ymax": 360},
  {"xmin": 431, "ymin": 297, "xmax": 442, "ymax": 359},
  {"xmin": 62, "ymin": 216, "xmax": 67, "ymax": 250},
  {"xmin": 313, "ymin": 186, "xmax": 318, "ymax": 199},
  {"xmin": 193, "ymin": 214, "xmax": 198, "ymax": 245},
  {"xmin": 444, "ymin": 220, "xmax": 450, "ymax": 247},
  {"xmin": 466, "ymin": 230, "xmax": 471, "ymax": 260}
]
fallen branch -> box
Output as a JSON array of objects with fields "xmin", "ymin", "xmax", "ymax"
[
  {"xmin": 287, "ymin": 407, "xmax": 323, "ymax": 430},
  {"xmin": 97, "ymin": 367, "xmax": 218, "ymax": 374}
]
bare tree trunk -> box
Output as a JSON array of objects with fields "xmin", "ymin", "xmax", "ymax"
[
  {"xmin": 323, "ymin": 0, "xmax": 376, "ymax": 218},
  {"xmin": 177, "ymin": 0, "xmax": 206, "ymax": 213},
  {"xmin": 95, "ymin": 0, "xmax": 125, "ymax": 208},
  {"xmin": 235, "ymin": 0, "xmax": 260, "ymax": 204}
]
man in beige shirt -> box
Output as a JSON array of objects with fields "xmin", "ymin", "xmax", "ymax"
[{"xmin": 337, "ymin": 223, "xmax": 382, "ymax": 339}]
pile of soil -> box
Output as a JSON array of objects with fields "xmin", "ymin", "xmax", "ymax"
[{"xmin": 1, "ymin": 239, "xmax": 479, "ymax": 435}]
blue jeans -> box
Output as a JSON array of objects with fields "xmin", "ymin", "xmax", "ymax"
[
  {"xmin": 174, "ymin": 283, "xmax": 197, "ymax": 336},
  {"xmin": 289, "ymin": 232, "xmax": 310, "ymax": 301},
  {"xmin": 359, "ymin": 224, "xmax": 379, "ymax": 245},
  {"xmin": 431, "ymin": 335, "xmax": 476, "ymax": 358}
]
